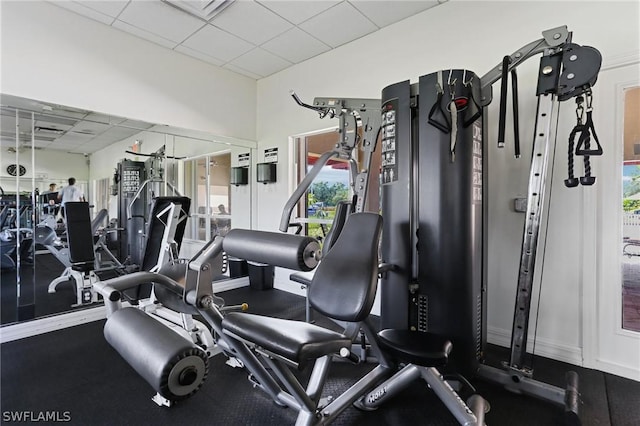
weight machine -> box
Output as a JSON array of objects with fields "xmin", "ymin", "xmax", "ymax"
[
  {"xmin": 477, "ymin": 26, "xmax": 601, "ymax": 420},
  {"xmin": 114, "ymin": 145, "xmax": 182, "ymax": 267},
  {"xmin": 377, "ymin": 25, "xmax": 601, "ymax": 423},
  {"xmin": 96, "ymin": 212, "xmax": 489, "ymax": 424},
  {"xmin": 280, "ymin": 92, "xmax": 382, "ymax": 233}
]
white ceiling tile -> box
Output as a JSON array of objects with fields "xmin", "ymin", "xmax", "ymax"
[
  {"xmin": 51, "ymin": 1, "xmax": 115, "ymax": 25},
  {"xmin": 299, "ymin": 1, "xmax": 377, "ymax": 48},
  {"xmin": 74, "ymin": 1, "xmax": 129, "ymax": 18},
  {"xmin": 349, "ymin": 0, "xmax": 439, "ymax": 28},
  {"xmin": 33, "ymin": 141, "xmax": 53, "ymax": 149},
  {"xmin": 34, "ymin": 115, "xmax": 79, "ymax": 127},
  {"xmin": 261, "ymin": 27, "xmax": 330, "ymax": 63},
  {"xmin": 51, "ymin": 0, "xmax": 447, "ymax": 81},
  {"xmin": 211, "ymin": 1, "xmax": 293, "ymax": 45},
  {"xmin": 84, "ymin": 112, "xmax": 127, "ymax": 126},
  {"xmin": 175, "ymin": 45, "xmax": 226, "ymax": 66},
  {"xmin": 228, "ymin": 48, "xmax": 292, "ymax": 77},
  {"xmin": 112, "ymin": 20, "xmax": 179, "ymax": 49},
  {"xmin": 55, "ymin": 133, "xmax": 94, "ymax": 143},
  {"xmin": 99, "ymin": 127, "xmax": 142, "ymax": 139},
  {"xmin": 181, "ymin": 24, "xmax": 254, "ymax": 62},
  {"xmin": 117, "ymin": 1, "xmax": 206, "ymax": 43},
  {"xmin": 34, "ymin": 120, "xmax": 73, "ymax": 133},
  {"xmin": 119, "ymin": 119, "xmax": 155, "ymax": 130},
  {"xmin": 257, "ymin": 0, "xmax": 341, "ymax": 24},
  {"xmin": 70, "ymin": 121, "xmax": 111, "ymax": 135}
]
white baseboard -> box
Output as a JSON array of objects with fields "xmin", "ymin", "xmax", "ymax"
[
  {"xmin": 0, "ymin": 306, "xmax": 107, "ymax": 344},
  {"xmin": 487, "ymin": 326, "xmax": 583, "ymax": 366},
  {"xmin": 588, "ymin": 358, "xmax": 640, "ymax": 382}
]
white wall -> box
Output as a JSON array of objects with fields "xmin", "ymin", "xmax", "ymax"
[
  {"xmin": 89, "ymin": 130, "xmax": 254, "ymax": 232},
  {"xmin": 255, "ymin": 0, "xmax": 640, "ymax": 366},
  {"xmin": 0, "ymin": 149, "xmax": 88, "ymax": 192},
  {"xmin": 0, "ymin": 0, "xmax": 256, "ymax": 142},
  {"xmin": 1, "ymin": 0, "xmax": 257, "ymax": 240}
]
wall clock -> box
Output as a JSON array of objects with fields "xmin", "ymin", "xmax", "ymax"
[{"xmin": 6, "ymin": 164, "xmax": 27, "ymax": 177}]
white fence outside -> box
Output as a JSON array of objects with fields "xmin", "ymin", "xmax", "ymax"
[{"xmin": 624, "ymin": 213, "xmax": 640, "ymax": 239}]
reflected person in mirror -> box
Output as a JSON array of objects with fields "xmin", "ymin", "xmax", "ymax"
[{"xmin": 57, "ymin": 177, "xmax": 85, "ymax": 219}]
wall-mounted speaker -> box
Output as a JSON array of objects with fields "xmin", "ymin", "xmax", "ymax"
[
  {"xmin": 230, "ymin": 167, "xmax": 249, "ymax": 186},
  {"xmin": 256, "ymin": 163, "xmax": 277, "ymax": 184}
]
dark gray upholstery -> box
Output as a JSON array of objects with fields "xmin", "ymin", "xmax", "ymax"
[
  {"xmin": 223, "ymin": 229, "xmax": 320, "ymax": 271},
  {"xmin": 221, "ymin": 213, "xmax": 382, "ymax": 367},
  {"xmin": 321, "ymin": 200, "xmax": 351, "ymax": 257},
  {"xmin": 222, "ymin": 313, "xmax": 350, "ymax": 369},
  {"xmin": 309, "ymin": 213, "xmax": 382, "ymax": 322},
  {"xmin": 64, "ymin": 202, "xmax": 95, "ymax": 272},
  {"xmin": 153, "ymin": 262, "xmax": 201, "ymax": 315},
  {"xmin": 104, "ymin": 307, "xmax": 208, "ymax": 400},
  {"xmin": 377, "ymin": 329, "xmax": 452, "ymax": 367}
]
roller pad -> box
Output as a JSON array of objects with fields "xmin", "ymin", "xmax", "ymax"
[
  {"xmin": 223, "ymin": 229, "xmax": 320, "ymax": 271},
  {"xmin": 104, "ymin": 308, "xmax": 208, "ymax": 400}
]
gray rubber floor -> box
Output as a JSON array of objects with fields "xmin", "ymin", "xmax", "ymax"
[{"xmin": 1, "ymin": 287, "xmax": 639, "ymax": 425}]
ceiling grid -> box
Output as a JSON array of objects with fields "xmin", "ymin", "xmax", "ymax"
[{"xmin": 50, "ymin": 0, "xmax": 445, "ymax": 79}]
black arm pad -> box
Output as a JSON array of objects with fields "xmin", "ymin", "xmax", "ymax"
[{"xmin": 222, "ymin": 229, "xmax": 321, "ymax": 271}]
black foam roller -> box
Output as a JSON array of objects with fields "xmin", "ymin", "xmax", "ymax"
[
  {"xmin": 104, "ymin": 308, "xmax": 208, "ymax": 400},
  {"xmin": 222, "ymin": 229, "xmax": 321, "ymax": 271}
]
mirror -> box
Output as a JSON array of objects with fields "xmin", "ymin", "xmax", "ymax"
[{"xmin": 0, "ymin": 94, "xmax": 256, "ymax": 326}]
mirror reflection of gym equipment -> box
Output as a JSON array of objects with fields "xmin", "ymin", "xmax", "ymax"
[
  {"xmin": 0, "ymin": 96, "xmax": 255, "ymax": 324},
  {"xmin": 2, "ymin": 2, "xmax": 639, "ymax": 426}
]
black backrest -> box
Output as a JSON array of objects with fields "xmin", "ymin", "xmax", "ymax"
[
  {"xmin": 141, "ymin": 196, "xmax": 190, "ymax": 271},
  {"xmin": 65, "ymin": 202, "xmax": 95, "ymax": 271},
  {"xmin": 321, "ymin": 200, "xmax": 351, "ymax": 257},
  {"xmin": 309, "ymin": 212, "xmax": 382, "ymax": 322},
  {"xmin": 0, "ymin": 206, "xmax": 9, "ymax": 230}
]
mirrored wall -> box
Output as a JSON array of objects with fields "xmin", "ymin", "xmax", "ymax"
[{"xmin": 0, "ymin": 94, "xmax": 256, "ymax": 326}]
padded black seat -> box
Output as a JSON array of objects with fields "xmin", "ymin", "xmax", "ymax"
[
  {"xmin": 223, "ymin": 213, "xmax": 382, "ymax": 370},
  {"xmin": 222, "ymin": 312, "xmax": 351, "ymax": 369},
  {"xmin": 71, "ymin": 262, "xmax": 94, "ymax": 273},
  {"xmin": 377, "ymin": 329, "xmax": 452, "ymax": 367}
]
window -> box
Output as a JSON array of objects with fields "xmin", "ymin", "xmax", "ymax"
[
  {"xmin": 294, "ymin": 129, "xmax": 381, "ymax": 241},
  {"xmin": 621, "ymin": 86, "xmax": 640, "ymax": 332},
  {"xmin": 182, "ymin": 152, "xmax": 231, "ymax": 241}
]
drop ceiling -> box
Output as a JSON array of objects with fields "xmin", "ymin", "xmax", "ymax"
[
  {"xmin": 0, "ymin": 94, "xmax": 158, "ymax": 155},
  {"xmin": 1, "ymin": 1, "xmax": 447, "ymax": 154},
  {"xmin": 0, "ymin": 94, "xmax": 256, "ymax": 155},
  {"xmin": 50, "ymin": 0, "xmax": 447, "ymax": 79}
]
